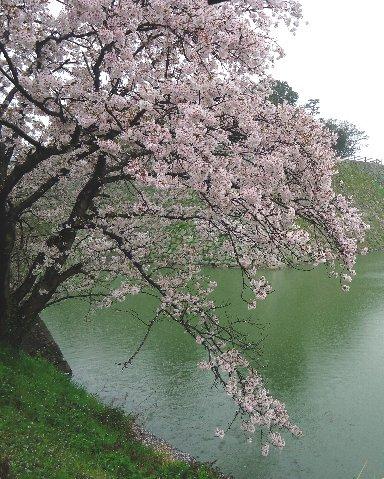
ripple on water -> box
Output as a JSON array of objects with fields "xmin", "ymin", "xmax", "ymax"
[{"xmin": 43, "ymin": 253, "xmax": 384, "ymax": 479}]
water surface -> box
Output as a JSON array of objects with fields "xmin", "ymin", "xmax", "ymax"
[{"xmin": 43, "ymin": 254, "xmax": 384, "ymax": 479}]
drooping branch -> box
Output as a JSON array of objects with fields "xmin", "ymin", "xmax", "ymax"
[
  {"xmin": 0, "ymin": 87, "xmax": 17, "ymax": 117},
  {"xmin": 10, "ymin": 168, "xmax": 70, "ymax": 218},
  {"xmin": 0, "ymin": 42, "xmax": 64, "ymax": 119},
  {"xmin": 0, "ymin": 118, "xmax": 44, "ymax": 149}
]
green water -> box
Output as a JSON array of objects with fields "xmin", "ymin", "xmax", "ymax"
[{"xmin": 43, "ymin": 253, "xmax": 384, "ymax": 479}]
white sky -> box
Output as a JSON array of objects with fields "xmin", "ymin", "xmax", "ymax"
[{"xmin": 272, "ymin": 0, "xmax": 384, "ymax": 159}]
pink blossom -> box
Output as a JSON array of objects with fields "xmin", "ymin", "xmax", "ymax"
[
  {"xmin": 198, "ymin": 361, "xmax": 212, "ymax": 371},
  {"xmin": 261, "ymin": 444, "xmax": 270, "ymax": 457},
  {"xmin": 215, "ymin": 428, "xmax": 225, "ymax": 439}
]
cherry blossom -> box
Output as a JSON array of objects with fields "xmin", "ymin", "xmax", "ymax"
[{"xmin": 0, "ymin": 0, "xmax": 367, "ymax": 455}]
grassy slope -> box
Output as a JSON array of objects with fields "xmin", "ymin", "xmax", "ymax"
[
  {"xmin": 0, "ymin": 347, "xmax": 218, "ymax": 479},
  {"xmin": 336, "ymin": 161, "xmax": 384, "ymax": 250}
]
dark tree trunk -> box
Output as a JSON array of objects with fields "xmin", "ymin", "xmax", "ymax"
[
  {"xmin": 0, "ymin": 201, "xmax": 71, "ymax": 375},
  {"xmin": 0, "ymin": 155, "xmax": 106, "ymax": 367},
  {"xmin": 0, "ymin": 457, "xmax": 12, "ymax": 479},
  {"xmin": 0, "ymin": 201, "xmax": 19, "ymax": 346},
  {"xmin": 21, "ymin": 316, "xmax": 72, "ymax": 375}
]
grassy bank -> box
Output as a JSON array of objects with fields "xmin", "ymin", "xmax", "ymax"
[
  {"xmin": 0, "ymin": 346, "xmax": 220, "ymax": 479},
  {"xmin": 336, "ymin": 161, "xmax": 384, "ymax": 250}
]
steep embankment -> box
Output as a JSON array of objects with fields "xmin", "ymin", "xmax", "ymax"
[
  {"xmin": 0, "ymin": 347, "xmax": 220, "ymax": 479},
  {"xmin": 336, "ymin": 160, "xmax": 384, "ymax": 250}
]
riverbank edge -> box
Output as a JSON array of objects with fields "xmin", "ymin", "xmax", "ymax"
[
  {"xmin": 130, "ymin": 422, "xmax": 231, "ymax": 479},
  {"xmin": 0, "ymin": 345, "xmax": 229, "ymax": 479}
]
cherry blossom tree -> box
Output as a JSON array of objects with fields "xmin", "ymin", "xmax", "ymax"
[{"xmin": 0, "ymin": 0, "xmax": 367, "ymax": 454}]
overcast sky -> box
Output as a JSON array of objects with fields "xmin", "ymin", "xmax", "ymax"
[{"xmin": 272, "ymin": 0, "xmax": 383, "ymax": 159}]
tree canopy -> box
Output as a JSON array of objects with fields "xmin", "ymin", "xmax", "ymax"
[{"xmin": 0, "ymin": 0, "xmax": 367, "ymax": 455}]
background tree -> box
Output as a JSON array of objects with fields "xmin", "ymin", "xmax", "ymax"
[
  {"xmin": 303, "ymin": 98, "xmax": 367, "ymax": 158},
  {"xmin": 0, "ymin": 0, "xmax": 367, "ymax": 454},
  {"xmin": 304, "ymin": 98, "xmax": 320, "ymax": 116},
  {"xmin": 324, "ymin": 119, "xmax": 368, "ymax": 158},
  {"xmin": 269, "ymin": 80, "xmax": 299, "ymax": 106}
]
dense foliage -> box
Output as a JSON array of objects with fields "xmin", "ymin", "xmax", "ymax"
[{"xmin": 269, "ymin": 80, "xmax": 299, "ymax": 107}]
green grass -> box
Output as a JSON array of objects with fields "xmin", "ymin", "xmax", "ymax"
[
  {"xmin": 0, "ymin": 346, "xmax": 219, "ymax": 479},
  {"xmin": 336, "ymin": 161, "xmax": 384, "ymax": 250}
]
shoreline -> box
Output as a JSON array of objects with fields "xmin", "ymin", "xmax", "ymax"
[
  {"xmin": 131, "ymin": 420, "xmax": 233, "ymax": 479},
  {"xmin": 0, "ymin": 346, "xmax": 227, "ymax": 479}
]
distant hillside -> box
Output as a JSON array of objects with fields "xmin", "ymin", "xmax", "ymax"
[{"xmin": 336, "ymin": 161, "xmax": 384, "ymax": 250}]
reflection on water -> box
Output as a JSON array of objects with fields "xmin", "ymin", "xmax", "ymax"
[{"xmin": 43, "ymin": 254, "xmax": 384, "ymax": 479}]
